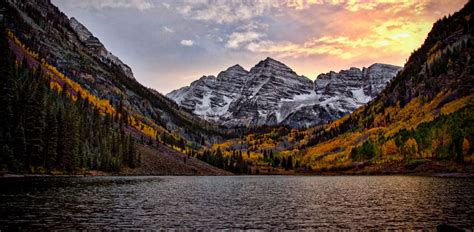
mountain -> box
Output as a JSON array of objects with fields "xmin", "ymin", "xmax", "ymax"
[
  {"xmin": 209, "ymin": 1, "xmax": 474, "ymax": 174},
  {"xmin": 2, "ymin": 0, "xmax": 228, "ymax": 145},
  {"xmin": 168, "ymin": 58, "xmax": 401, "ymax": 128},
  {"xmin": 0, "ymin": 0, "xmax": 235, "ymax": 174}
]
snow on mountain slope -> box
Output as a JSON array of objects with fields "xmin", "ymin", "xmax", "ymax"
[{"xmin": 167, "ymin": 58, "xmax": 401, "ymax": 128}]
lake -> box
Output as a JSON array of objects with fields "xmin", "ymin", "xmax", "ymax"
[{"xmin": 0, "ymin": 176, "xmax": 473, "ymax": 230}]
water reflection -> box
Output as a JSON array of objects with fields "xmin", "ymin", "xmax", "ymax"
[{"xmin": 0, "ymin": 176, "xmax": 472, "ymax": 230}]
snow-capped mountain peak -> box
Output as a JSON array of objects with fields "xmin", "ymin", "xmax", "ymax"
[{"xmin": 167, "ymin": 58, "xmax": 401, "ymax": 128}]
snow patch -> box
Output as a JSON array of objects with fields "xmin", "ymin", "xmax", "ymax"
[
  {"xmin": 351, "ymin": 88, "xmax": 371, "ymax": 104},
  {"xmin": 276, "ymin": 91, "xmax": 320, "ymax": 123},
  {"xmin": 212, "ymin": 95, "xmax": 232, "ymax": 116},
  {"xmin": 194, "ymin": 93, "xmax": 211, "ymax": 115}
]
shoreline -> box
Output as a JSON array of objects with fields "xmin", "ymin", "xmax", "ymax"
[
  {"xmin": 2, "ymin": 160, "xmax": 473, "ymax": 178},
  {"xmin": 1, "ymin": 171, "xmax": 474, "ymax": 178}
]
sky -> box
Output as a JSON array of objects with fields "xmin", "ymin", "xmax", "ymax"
[{"xmin": 51, "ymin": 0, "xmax": 467, "ymax": 94}]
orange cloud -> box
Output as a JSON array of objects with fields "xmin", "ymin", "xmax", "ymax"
[
  {"xmin": 245, "ymin": 18, "xmax": 432, "ymax": 60},
  {"xmin": 246, "ymin": 0, "xmax": 466, "ymax": 62},
  {"xmin": 280, "ymin": 0, "xmax": 429, "ymax": 13}
]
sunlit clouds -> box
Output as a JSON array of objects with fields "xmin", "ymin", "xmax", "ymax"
[
  {"xmin": 244, "ymin": 18, "xmax": 433, "ymax": 60},
  {"xmin": 180, "ymin": 40, "xmax": 195, "ymax": 46},
  {"xmin": 52, "ymin": 0, "xmax": 467, "ymax": 93},
  {"xmin": 177, "ymin": 0, "xmax": 273, "ymax": 24},
  {"xmin": 226, "ymin": 31, "xmax": 266, "ymax": 48}
]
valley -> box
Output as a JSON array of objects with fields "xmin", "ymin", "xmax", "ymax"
[{"xmin": 0, "ymin": 0, "xmax": 473, "ymax": 230}]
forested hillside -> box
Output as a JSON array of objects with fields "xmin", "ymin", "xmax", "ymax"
[
  {"xmin": 0, "ymin": 29, "xmax": 140, "ymax": 173},
  {"xmin": 1, "ymin": 0, "xmax": 233, "ymax": 149},
  {"xmin": 206, "ymin": 2, "xmax": 474, "ymax": 174},
  {"xmin": 0, "ymin": 0, "xmax": 241, "ymax": 174},
  {"xmin": 0, "ymin": 26, "xmax": 230, "ymax": 175},
  {"xmin": 301, "ymin": 1, "xmax": 474, "ymax": 172}
]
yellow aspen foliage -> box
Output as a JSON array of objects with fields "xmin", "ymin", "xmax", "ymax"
[
  {"xmin": 403, "ymin": 138, "xmax": 418, "ymax": 159},
  {"xmin": 49, "ymin": 81, "xmax": 62, "ymax": 92},
  {"xmin": 440, "ymin": 95, "xmax": 474, "ymax": 115},
  {"xmin": 381, "ymin": 139, "xmax": 398, "ymax": 157},
  {"xmin": 6, "ymin": 29, "xmax": 39, "ymax": 60},
  {"xmin": 6, "ymin": 28, "xmax": 165, "ymax": 142},
  {"xmin": 427, "ymin": 49, "xmax": 442, "ymax": 66}
]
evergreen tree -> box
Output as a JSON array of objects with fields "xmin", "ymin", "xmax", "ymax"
[
  {"xmin": 127, "ymin": 135, "xmax": 136, "ymax": 168},
  {"xmin": 287, "ymin": 156, "xmax": 293, "ymax": 170},
  {"xmin": 24, "ymin": 78, "xmax": 45, "ymax": 171},
  {"xmin": 178, "ymin": 138, "xmax": 185, "ymax": 150},
  {"xmin": 42, "ymin": 105, "xmax": 58, "ymax": 170},
  {"xmin": 0, "ymin": 29, "xmax": 15, "ymax": 150},
  {"xmin": 13, "ymin": 122, "xmax": 26, "ymax": 171},
  {"xmin": 56, "ymin": 107, "xmax": 67, "ymax": 170}
]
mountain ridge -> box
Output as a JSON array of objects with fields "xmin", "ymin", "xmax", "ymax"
[
  {"xmin": 167, "ymin": 59, "xmax": 401, "ymax": 128},
  {"xmin": 3, "ymin": 0, "xmax": 229, "ymax": 146},
  {"xmin": 69, "ymin": 17, "xmax": 135, "ymax": 80}
]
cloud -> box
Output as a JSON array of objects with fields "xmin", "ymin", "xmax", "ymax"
[
  {"xmin": 56, "ymin": 0, "xmax": 155, "ymax": 11},
  {"xmin": 180, "ymin": 40, "xmax": 195, "ymax": 46},
  {"xmin": 244, "ymin": 17, "xmax": 434, "ymax": 60},
  {"xmin": 279, "ymin": 0, "xmax": 428, "ymax": 13},
  {"xmin": 226, "ymin": 31, "xmax": 265, "ymax": 48},
  {"xmin": 163, "ymin": 26, "xmax": 175, "ymax": 33},
  {"xmin": 246, "ymin": 40, "xmax": 352, "ymax": 59},
  {"xmin": 177, "ymin": 0, "xmax": 272, "ymax": 24},
  {"xmin": 235, "ymin": 21, "xmax": 269, "ymax": 31}
]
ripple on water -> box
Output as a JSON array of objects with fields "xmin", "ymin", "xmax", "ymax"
[{"xmin": 0, "ymin": 176, "xmax": 473, "ymax": 230}]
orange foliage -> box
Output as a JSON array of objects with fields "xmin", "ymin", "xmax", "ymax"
[
  {"xmin": 6, "ymin": 29, "xmax": 39, "ymax": 60},
  {"xmin": 381, "ymin": 139, "xmax": 398, "ymax": 158},
  {"xmin": 403, "ymin": 138, "xmax": 418, "ymax": 158},
  {"xmin": 6, "ymin": 28, "xmax": 169, "ymax": 142},
  {"xmin": 441, "ymin": 95, "xmax": 474, "ymax": 115}
]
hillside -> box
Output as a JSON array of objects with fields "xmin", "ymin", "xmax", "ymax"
[
  {"xmin": 0, "ymin": 0, "xmax": 233, "ymax": 175},
  {"xmin": 122, "ymin": 144, "xmax": 231, "ymax": 176},
  {"xmin": 301, "ymin": 1, "xmax": 474, "ymax": 172},
  {"xmin": 2, "ymin": 0, "xmax": 231, "ymax": 147},
  {"xmin": 205, "ymin": 1, "xmax": 474, "ymax": 174},
  {"xmin": 0, "ymin": 28, "xmax": 233, "ymax": 175}
]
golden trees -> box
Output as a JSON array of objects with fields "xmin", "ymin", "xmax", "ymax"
[
  {"xmin": 403, "ymin": 138, "xmax": 419, "ymax": 159},
  {"xmin": 381, "ymin": 139, "xmax": 398, "ymax": 159}
]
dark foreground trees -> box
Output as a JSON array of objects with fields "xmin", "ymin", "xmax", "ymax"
[{"xmin": 196, "ymin": 148, "xmax": 251, "ymax": 174}]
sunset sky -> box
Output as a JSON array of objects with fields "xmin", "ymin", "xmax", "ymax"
[{"xmin": 52, "ymin": 0, "xmax": 467, "ymax": 94}]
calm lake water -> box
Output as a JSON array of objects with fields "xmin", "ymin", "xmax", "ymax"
[{"xmin": 0, "ymin": 176, "xmax": 473, "ymax": 230}]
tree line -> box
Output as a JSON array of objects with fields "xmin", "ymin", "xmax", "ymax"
[{"xmin": 196, "ymin": 148, "xmax": 251, "ymax": 174}]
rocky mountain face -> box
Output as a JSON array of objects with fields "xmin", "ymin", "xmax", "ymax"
[
  {"xmin": 69, "ymin": 17, "xmax": 135, "ymax": 80},
  {"xmin": 168, "ymin": 58, "xmax": 401, "ymax": 128},
  {"xmin": 4, "ymin": 0, "xmax": 225, "ymax": 143}
]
